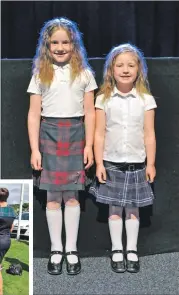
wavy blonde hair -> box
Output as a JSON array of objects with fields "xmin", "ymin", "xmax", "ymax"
[
  {"xmin": 97, "ymin": 43, "xmax": 151, "ymax": 100},
  {"xmin": 33, "ymin": 17, "xmax": 90, "ymax": 86}
]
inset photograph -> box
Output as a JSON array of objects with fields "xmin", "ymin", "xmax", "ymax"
[{"xmin": 0, "ymin": 180, "xmax": 33, "ymax": 295}]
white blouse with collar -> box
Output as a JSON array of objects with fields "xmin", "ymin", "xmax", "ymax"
[
  {"xmin": 27, "ymin": 64, "xmax": 98, "ymax": 117},
  {"xmin": 95, "ymin": 87, "xmax": 157, "ymax": 163}
]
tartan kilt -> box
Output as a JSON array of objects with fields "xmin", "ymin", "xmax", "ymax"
[
  {"xmin": 33, "ymin": 117, "xmax": 85, "ymax": 191},
  {"xmin": 89, "ymin": 160, "xmax": 155, "ymax": 207}
]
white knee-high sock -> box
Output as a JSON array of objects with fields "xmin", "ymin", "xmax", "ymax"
[
  {"xmin": 46, "ymin": 207, "xmax": 63, "ymax": 263},
  {"xmin": 108, "ymin": 218, "xmax": 123, "ymax": 261},
  {"xmin": 125, "ymin": 219, "xmax": 139, "ymax": 261},
  {"xmin": 64, "ymin": 204, "xmax": 80, "ymax": 263}
]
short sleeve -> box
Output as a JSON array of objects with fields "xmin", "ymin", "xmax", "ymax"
[
  {"xmin": 27, "ymin": 74, "xmax": 42, "ymax": 95},
  {"xmin": 84, "ymin": 70, "xmax": 98, "ymax": 93},
  {"xmin": 95, "ymin": 94, "xmax": 105, "ymax": 110},
  {"xmin": 144, "ymin": 94, "xmax": 157, "ymax": 111}
]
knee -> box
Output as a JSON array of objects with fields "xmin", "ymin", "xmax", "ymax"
[
  {"xmin": 130, "ymin": 214, "xmax": 137, "ymax": 219},
  {"xmin": 109, "ymin": 214, "xmax": 122, "ymax": 220},
  {"xmin": 47, "ymin": 201, "xmax": 61, "ymax": 210},
  {"xmin": 126, "ymin": 213, "xmax": 139, "ymax": 220},
  {"xmin": 65, "ymin": 199, "xmax": 79, "ymax": 206},
  {"xmin": 125, "ymin": 207, "xmax": 139, "ymax": 220}
]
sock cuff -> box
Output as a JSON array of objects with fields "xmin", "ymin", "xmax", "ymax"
[
  {"xmin": 125, "ymin": 218, "xmax": 139, "ymax": 225},
  {"xmin": 65, "ymin": 203, "xmax": 80, "ymax": 209},
  {"xmin": 108, "ymin": 217, "xmax": 123, "ymax": 224},
  {"xmin": 46, "ymin": 206, "xmax": 61, "ymax": 211}
]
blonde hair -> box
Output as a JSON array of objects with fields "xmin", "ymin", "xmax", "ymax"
[
  {"xmin": 97, "ymin": 43, "xmax": 152, "ymax": 100},
  {"xmin": 33, "ymin": 17, "xmax": 91, "ymax": 86}
]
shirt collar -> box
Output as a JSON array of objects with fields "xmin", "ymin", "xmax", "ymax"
[
  {"xmin": 111, "ymin": 86, "xmax": 137, "ymax": 98},
  {"xmin": 53, "ymin": 63, "xmax": 70, "ymax": 70}
]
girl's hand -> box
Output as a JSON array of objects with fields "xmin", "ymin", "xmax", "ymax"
[
  {"xmin": 146, "ymin": 164, "xmax": 156, "ymax": 183},
  {"xmin": 30, "ymin": 150, "xmax": 43, "ymax": 171},
  {"xmin": 96, "ymin": 164, "xmax": 106, "ymax": 183},
  {"xmin": 84, "ymin": 146, "xmax": 94, "ymax": 169}
]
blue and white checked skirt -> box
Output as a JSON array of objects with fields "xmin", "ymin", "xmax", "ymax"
[{"xmin": 89, "ymin": 161, "xmax": 154, "ymax": 207}]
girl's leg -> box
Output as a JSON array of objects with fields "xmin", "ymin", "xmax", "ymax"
[
  {"xmin": 125, "ymin": 207, "xmax": 140, "ymax": 261},
  {"xmin": 63, "ymin": 191, "xmax": 80, "ymax": 264},
  {"xmin": 108, "ymin": 205, "xmax": 123, "ymax": 261},
  {"xmin": 0, "ymin": 269, "xmax": 3, "ymax": 295},
  {"xmin": 46, "ymin": 192, "xmax": 63, "ymax": 263}
]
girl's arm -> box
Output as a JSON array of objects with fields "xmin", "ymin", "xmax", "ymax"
[
  {"xmin": 94, "ymin": 109, "xmax": 106, "ymax": 183},
  {"xmin": 144, "ymin": 109, "xmax": 156, "ymax": 182},
  {"xmin": 84, "ymin": 90, "xmax": 95, "ymax": 169},
  {"xmin": 27, "ymin": 94, "xmax": 42, "ymax": 170}
]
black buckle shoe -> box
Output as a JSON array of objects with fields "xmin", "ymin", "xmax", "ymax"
[
  {"xmin": 110, "ymin": 250, "xmax": 126, "ymax": 273},
  {"xmin": 47, "ymin": 251, "xmax": 64, "ymax": 275},
  {"xmin": 126, "ymin": 250, "xmax": 140, "ymax": 273},
  {"xmin": 65, "ymin": 251, "xmax": 81, "ymax": 275}
]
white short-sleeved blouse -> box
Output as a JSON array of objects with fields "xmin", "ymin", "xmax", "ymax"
[
  {"xmin": 95, "ymin": 87, "xmax": 157, "ymax": 163},
  {"xmin": 27, "ymin": 64, "xmax": 98, "ymax": 117}
]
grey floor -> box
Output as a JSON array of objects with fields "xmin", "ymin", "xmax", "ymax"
[{"xmin": 33, "ymin": 252, "xmax": 179, "ymax": 295}]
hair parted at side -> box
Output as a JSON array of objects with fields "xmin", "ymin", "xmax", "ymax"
[
  {"xmin": 33, "ymin": 17, "xmax": 90, "ymax": 86},
  {"xmin": 0, "ymin": 188, "xmax": 9, "ymax": 202},
  {"xmin": 97, "ymin": 43, "xmax": 152, "ymax": 100}
]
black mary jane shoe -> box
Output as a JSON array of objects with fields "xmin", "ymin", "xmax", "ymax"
[
  {"xmin": 47, "ymin": 251, "xmax": 64, "ymax": 275},
  {"xmin": 65, "ymin": 251, "xmax": 81, "ymax": 275},
  {"xmin": 110, "ymin": 250, "xmax": 126, "ymax": 273},
  {"xmin": 126, "ymin": 250, "xmax": 140, "ymax": 273}
]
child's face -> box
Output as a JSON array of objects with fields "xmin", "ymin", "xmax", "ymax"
[
  {"xmin": 113, "ymin": 52, "xmax": 138, "ymax": 88},
  {"xmin": 49, "ymin": 29, "xmax": 73, "ymax": 64}
]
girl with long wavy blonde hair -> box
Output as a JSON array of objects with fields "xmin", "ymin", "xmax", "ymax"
[
  {"xmin": 33, "ymin": 17, "xmax": 91, "ymax": 86},
  {"xmin": 27, "ymin": 17, "xmax": 97, "ymax": 276}
]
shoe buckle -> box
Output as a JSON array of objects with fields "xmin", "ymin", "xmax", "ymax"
[{"xmin": 128, "ymin": 164, "xmax": 135, "ymax": 171}]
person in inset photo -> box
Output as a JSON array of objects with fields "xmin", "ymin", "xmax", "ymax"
[{"xmin": 0, "ymin": 188, "xmax": 16, "ymax": 295}]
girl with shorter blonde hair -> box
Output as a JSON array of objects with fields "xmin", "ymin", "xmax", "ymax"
[
  {"xmin": 27, "ymin": 17, "xmax": 97, "ymax": 275},
  {"xmin": 90, "ymin": 43, "xmax": 157, "ymax": 273},
  {"xmin": 98, "ymin": 43, "xmax": 151, "ymax": 100}
]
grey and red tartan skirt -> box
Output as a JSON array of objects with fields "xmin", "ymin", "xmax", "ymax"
[{"xmin": 33, "ymin": 117, "xmax": 85, "ymax": 191}]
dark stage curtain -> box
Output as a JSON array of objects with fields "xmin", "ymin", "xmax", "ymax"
[{"xmin": 2, "ymin": 1, "xmax": 179, "ymax": 59}]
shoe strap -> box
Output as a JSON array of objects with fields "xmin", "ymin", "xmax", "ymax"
[
  {"xmin": 65, "ymin": 251, "xmax": 79, "ymax": 256},
  {"xmin": 50, "ymin": 250, "xmax": 63, "ymax": 256},
  {"xmin": 111, "ymin": 250, "xmax": 124, "ymax": 254},
  {"xmin": 126, "ymin": 250, "xmax": 138, "ymax": 255}
]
